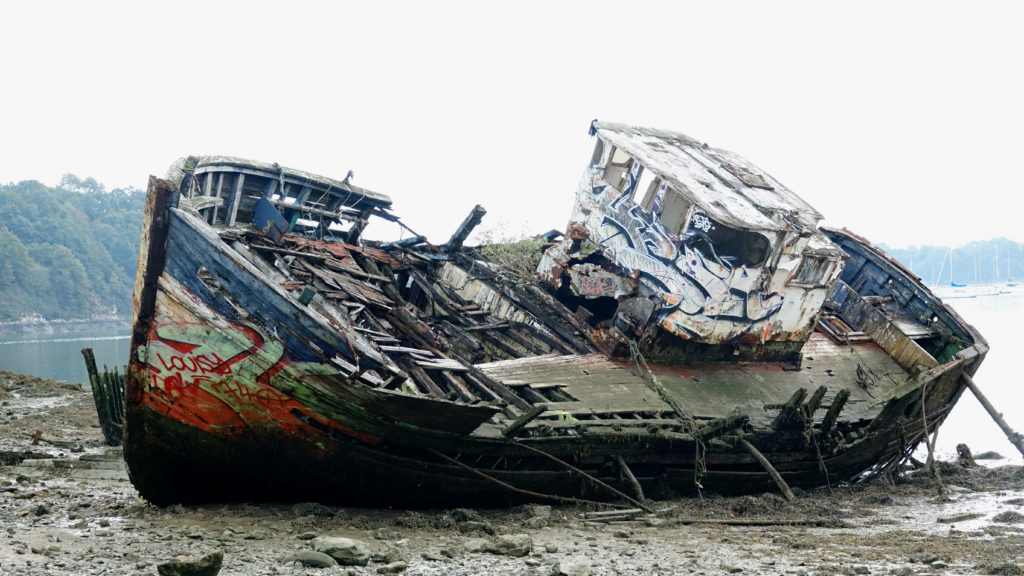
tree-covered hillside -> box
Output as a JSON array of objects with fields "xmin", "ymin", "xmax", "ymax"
[{"xmin": 0, "ymin": 177, "xmax": 145, "ymax": 322}]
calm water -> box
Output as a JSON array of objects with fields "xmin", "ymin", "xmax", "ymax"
[
  {"xmin": 930, "ymin": 291, "xmax": 1024, "ymax": 465},
  {"xmin": 0, "ymin": 294, "xmax": 1021, "ymax": 464},
  {"xmin": 0, "ymin": 330, "xmax": 130, "ymax": 385}
]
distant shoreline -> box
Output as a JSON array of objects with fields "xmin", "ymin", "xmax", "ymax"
[{"xmin": 0, "ymin": 317, "xmax": 130, "ymax": 339}]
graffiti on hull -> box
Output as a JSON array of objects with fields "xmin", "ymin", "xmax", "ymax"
[{"xmin": 137, "ymin": 317, "xmax": 377, "ymax": 444}]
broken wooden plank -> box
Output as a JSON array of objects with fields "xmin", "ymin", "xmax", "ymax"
[
  {"xmin": 446, "ymin": 204, "xmax": 487, "ymax": 253},
  {"xmin": 502, "ymin": 405, "xmax": 548, "ymax": 437},
  {"xmin": 381, "ymin": 345, "xmax": 435, "ymax": 357},
  {"xmin": 820, "ymin": 388, "xmax": 850, "ymax": 433},
  {"xmin": 416, "ymin": 358, "xmax": 470, "ymax": 372}
]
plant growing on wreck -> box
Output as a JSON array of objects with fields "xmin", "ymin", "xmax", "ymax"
[{"xmin": 475, "ymin": 233, "xmax": 546, "ymax": 281}]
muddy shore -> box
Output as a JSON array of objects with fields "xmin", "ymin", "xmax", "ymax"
[{"xmin": 1, "ymin": 370, "xmax": 1022, "ymax": 576}]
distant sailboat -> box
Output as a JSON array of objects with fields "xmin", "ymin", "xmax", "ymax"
[{"xmin": 933, "ymin": 247, "xmax": 999, "ymax": 299}]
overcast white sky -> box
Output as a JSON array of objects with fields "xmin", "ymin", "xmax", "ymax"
[{"xmin": 2, "ymin": 1, "xmax": 1021, "ymax": 249}]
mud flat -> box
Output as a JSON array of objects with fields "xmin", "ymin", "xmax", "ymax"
[{"xmin": 1, "ymin": 371, "xmax": 1022, "ymax": 576}]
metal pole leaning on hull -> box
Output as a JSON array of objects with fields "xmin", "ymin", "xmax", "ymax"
[{"xmin": 962, "ymin": 374, "xmax": 1024, "ymax": 458}]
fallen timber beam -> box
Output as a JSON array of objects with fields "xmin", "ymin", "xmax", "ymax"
[
  {"xmin": 614, "ymin": 455, "xmax": 645, "ymax": 502},
  {"xmin": 502, "ymin": 405, "xmax": 548, "ymax": 437},
  {"xmin": 446, "ymin": 204, "xmax": 487, "ymax": 253},
  {"xmin": 583, "ymin": 508, "xmax": 644, "ymax": 522},
  {"xmin": 736, "ymin": 437, "xmax": 796, "ymax": 502},
  {"xmin": 693, "ymin": 412, "xmax": 749, "ymax": 441},
  {"xmin": 463, "ymin": 368, "xmax": 531, "ymax": 411},
  {"xmin": 962, "ymin": 374, "xmax": 1024, "ymax": 458}
]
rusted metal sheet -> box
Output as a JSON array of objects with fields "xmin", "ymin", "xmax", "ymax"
[{"xmin": 567, "ymin": 263, "xmax": 636, "ymax": 299}]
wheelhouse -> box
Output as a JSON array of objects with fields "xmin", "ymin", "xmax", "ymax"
[{"xmin": 539, "ymin": 121, "xmax": 848, "ymax": 362}]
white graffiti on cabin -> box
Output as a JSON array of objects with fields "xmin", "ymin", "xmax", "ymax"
[{"xmin": 581, "ymin": 166, "xmax": 784, "ymax": 341}]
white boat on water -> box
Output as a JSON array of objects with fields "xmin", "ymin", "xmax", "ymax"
[{"xmin": 932, "ymin": 283, "xmax": 1003, "ymax": 299}]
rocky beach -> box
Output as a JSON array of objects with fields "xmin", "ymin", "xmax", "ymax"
[{"xmin": 1, "ymin": 369, "xmax": 1022, "ymax": 576}]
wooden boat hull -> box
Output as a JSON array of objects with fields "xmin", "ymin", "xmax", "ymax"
[{"xmin": 123, "ymin": 174, "xmax": 987, "ymax": 507}]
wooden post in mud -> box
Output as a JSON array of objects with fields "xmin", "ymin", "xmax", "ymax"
[
  {"xmin": 614, "ymin": 455, "xmax": 645, "ymax": 502},
  {"xmin": 962, "ymin": 374, "xmax": 1024, "ymax": 458},
  {"xmin": 738, "ymin": 438, "xmax": 796, "ymax": 502},
  {"xmin": 81, "ymin": 348, "xmax": 124, "ymax": 446}
]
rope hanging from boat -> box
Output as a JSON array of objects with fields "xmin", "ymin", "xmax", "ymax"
[
  {"xmin": 627, "ymin": 340, "xmax": 707, "ymax": 492},
  {"xmin": 428, "ymin": 448, "xmax": 634, "ymax": 510},
  {"xmin": 513, "ymin": 441, "xmax": 654, "ymax": 513},
  {"xmin": 919, "ymin": 379, "xmax": 947, "ymax": 496}
]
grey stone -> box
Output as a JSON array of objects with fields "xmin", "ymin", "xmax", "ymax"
[
  {"xmin": 524, "ymin": 504, "xmax": 552, "ymax": 518},
  {"xmin": 377, "ymin": 561, "xmax": 408, "ymax": 574},
  {"xmin": 554, "ymin": 560, "xmax": 591, "ymax": 576},
  {"xmin": 311, "ymin": 536, "xmax": 371, "ymax": 566},
  {"xmin": 156, "ymin": 550, "xmax": 224, "ymax": 576},
  {"xmin": 375, "ymin": 547, "xmax": 409, "ymax": 564},
  {"xmin": 286, "ymin": 550, "xmax": 338, "ymax": 568},
  {"xmin": 465, "ymin": 539, "xmax": 490, "ymax": 553},
  {"xmin": 486, "ymin": 534, "xmax": 533, "ymax": 557}
]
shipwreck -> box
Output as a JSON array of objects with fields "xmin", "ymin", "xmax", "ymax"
[{"xmin": 123, "ymin": 121, "xmax": 988, "ymax": 507}]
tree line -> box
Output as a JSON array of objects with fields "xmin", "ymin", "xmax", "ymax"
[
  {"xmin": 885, "ymin": 240, "xmax": 1024, "ymax": 287},
  {"xmin": 0, "ymin": 177, "xmax": 145, "ymax": 322},
  {"xmin": 0, "ymin": 174, "xmax": 1021, "ymax": 323}
]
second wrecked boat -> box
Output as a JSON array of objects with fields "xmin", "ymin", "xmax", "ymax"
[{"xmin": 123, "ymin": 122, "xmax": 987, "ymax": 507}]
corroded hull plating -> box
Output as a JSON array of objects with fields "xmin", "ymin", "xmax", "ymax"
[{"xmin": 125, "ymin": 161, "xmax": 987, "ymax": 507}]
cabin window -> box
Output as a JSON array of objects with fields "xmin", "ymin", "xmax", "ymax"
[
  {"xmin": 642, "ymin": 179, "xmax": 666, "ymax": 212},
  {"xmin": 684, "ymin": 213, "xmax": 770, "ymax": 269},
  {"xmin": 633, "ymin": 168, "xmax": 657, "ymax": 204},
  {"xmin": 604, "ymin": 147, "xmax": 634, "ymax": 191},
  {"xmin": 790, "ymin": 256, "xmax": 832, "ymax": 287},
  {"xmin": 657, "ymin": 188, "xmax": 692, "ymax": 234}
]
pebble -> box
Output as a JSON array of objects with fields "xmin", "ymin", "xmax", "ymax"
[
  {"xmin": 156, "ymin": 550, "xmax": 224, "ymax": 576},
  {"xmin": 485, "ymin": 534, "xmax": 533, "ymax": 557},
  {"xmin": 554, "ymin": 560, "xmax": 592, "ymax": 576},
  {"xmin": 311, "ymin": 536, "xmax": 371, "ymax": 566},
  {"xmin": 376, "ymin": 560, "xmax": 408, "ymax": 574},
  {"xmin": 286, "ymin": 550, "xmax": 337, "ymax": 568}
]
